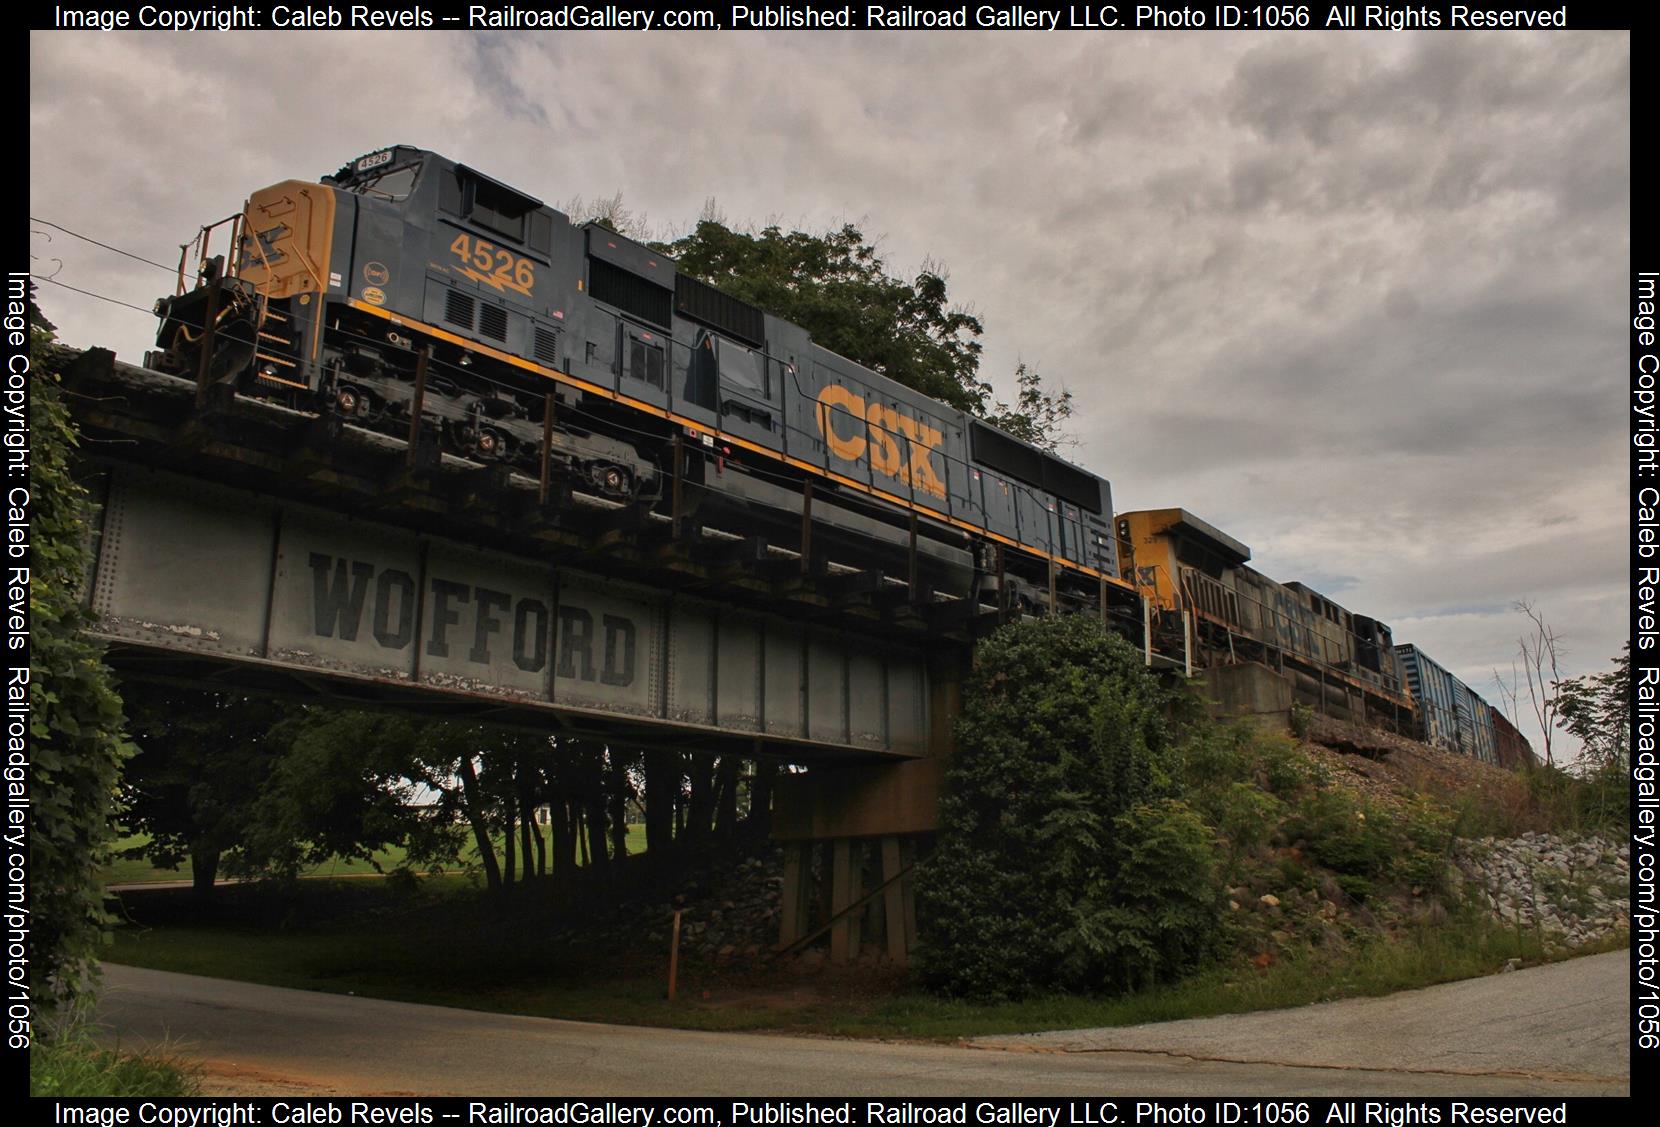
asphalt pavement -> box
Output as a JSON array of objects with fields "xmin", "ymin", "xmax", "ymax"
[{"xmin": 94, "ymin": 951, "xmax": 1631, "ymax": 1097}]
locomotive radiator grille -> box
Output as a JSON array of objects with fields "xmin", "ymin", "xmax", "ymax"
[
  {"xmin": 533, "ymin": 327, "xmax": 560, "ymax": 366},
  {"xmin": 445, "ymin": 289, "xmax": 476, "ymax": 331},
  {"xmin": 479, "ymin": 302, "xmax": 508, "ymax": 342}
]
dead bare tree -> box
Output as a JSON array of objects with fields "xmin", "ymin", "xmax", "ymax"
[
  {"xmin": 1514, "ymin": 600, "xmax": 1565, "ymax": 768},
  {"xmin": 1491, "ymin": 659, "xmax": 1521, "ymax": 726}
]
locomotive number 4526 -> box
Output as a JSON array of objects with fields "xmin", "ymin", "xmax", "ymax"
[{"xmin": 448, "ymin": 232, "xmax": 535, "ymax": 299}]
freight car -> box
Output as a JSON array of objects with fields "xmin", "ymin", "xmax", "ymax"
[
  {"xmin": 1395, "ymin": 644, "xmax": 1535, "ymax": 767},
  {"xmin": 148, "ymin": 145, "xmax": 1139, "ymax": 627},
  {"xmin": 1116, "ymin": 508, "xmax": 1415, "ymax": 730}
]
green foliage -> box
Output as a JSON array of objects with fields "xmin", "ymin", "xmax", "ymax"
[
  {"xmin": 1284, "ymin": 790, "xmax": 1394, "ymax": 883},
  {"xmin": 1552, "ymin": 644, "xmax": 1628, "ymax": 772},
  {"xmin": 1288, "ymin": 702, "xmax": 1314, "ymax": 739},
  {"xmin": 1281, "ymin": 786, "xmax": 1465, "ymax": 901},
  {"xmin": 29, "ymin": 1022, "xmax": 199, "ymax": 1096},
  {"xmin": 660, "ymin": 221, "xmax": 987, "ymax": 414},
  {"xmin": 1256, "ymin": 737, "xmax": 1316, "ymax": 797},
  {"xmin": 28, "ymin": 307, "xmax": 134, "ymax": 1017},
  {"xmin": 1056, "ymin": 800, "xmax": 1223, "ymax": 995},
  {"xmin": 119, "ymin": 685, "xmax": 293, "ymax": 889},
  {"xmin": 240, "ymin": 709, "xmax": 462, "ymax": 879},
  {"xmin": 916, "ymin": 615, "xmax": 1218, "ymax": 1000},
  {"xmin": 1181, "ymin": 722, "xmax": 1258, "ymax": 790},
  {"xmin": 981, "ymin": 363, "xmax": 1075, "ymax": 454},
  {"xmin": 1397, "ymin": 797, "xmax": 1457, "ymax": 892},
  {"xmin": 1202, "ymin": 782, "xmax": 1284, "ymax": 857},
  {"xmin": 1550, "ymin": 645, "xmax": 1631, "ymax": 829}
]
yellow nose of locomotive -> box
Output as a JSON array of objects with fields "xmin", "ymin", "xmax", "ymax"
[{"xmin": 238, "ymin": 179, "xmax": 338, "ymax": 300}]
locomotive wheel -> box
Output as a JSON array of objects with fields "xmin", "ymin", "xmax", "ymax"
[
  {"xmin": 476, "ymin": 428, "xmax": 505, "ymax": 458},
  {"xmin": 336, "ymin": 385, "xmax": 362, "ymax": 415}
]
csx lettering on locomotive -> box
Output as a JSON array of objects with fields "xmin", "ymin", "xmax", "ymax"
[{"xmin": 815, "ymin": 385, "xmax": 947, "ymax": 499}]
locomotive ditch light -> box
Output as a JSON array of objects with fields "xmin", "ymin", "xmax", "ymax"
[{"xmin": 459, "ymin": 352, "xmax": 475, "ymax": 367}]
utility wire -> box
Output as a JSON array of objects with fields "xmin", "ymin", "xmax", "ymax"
[
  {"xmin": 31, "ymin": 217, "xmax": 177, "ymax": 274},
  {"xmin": 32, "ymin": 274, "xmax": 156, "ymax": 315}
]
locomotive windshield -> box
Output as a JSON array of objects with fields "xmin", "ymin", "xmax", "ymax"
[{"xmin": 354, "ymin": 164, "xmax": 419, "ymax": 201}]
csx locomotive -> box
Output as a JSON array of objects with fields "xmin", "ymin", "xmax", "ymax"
[
  {"xmin": 150, "ymin": 145, "xmax": 1126, "ymax": 618},
  {"xmin": 1118, "ymin": 508, "xmax": 1412, "ymax": 728}
]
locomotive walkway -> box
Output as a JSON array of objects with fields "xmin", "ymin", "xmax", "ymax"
[{"xmin": 95, "ymin": 953, "xmax": 1629, "ymax": 1097}]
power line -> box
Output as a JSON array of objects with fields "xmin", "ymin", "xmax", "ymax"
[
  {"xmin": 32, "ymin": 273, "xmax": 156, "ymax": 316},
  {"xmin": 31, "ymin": 216, "xmax": 177, "ymax": 274}
]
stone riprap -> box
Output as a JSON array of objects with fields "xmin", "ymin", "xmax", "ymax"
[{"xmin": 1451, "ymin": 833, "xmax": 1630, "ymax": 952}]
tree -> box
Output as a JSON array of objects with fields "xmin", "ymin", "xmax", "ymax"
[
  {"xmin": 1513, "ymin": 601, "xmax": 1565, "ymax": 768},
  {"xmin": 242, "ymin": 708, "xmax": 460, "ymax": 882},
  {"xmin": 1553, "ymin": 644, "xmax": 1629, "ymax": 774},
  {"xmin": 660, "ymin": 221, "xmax": 988, "ymax": 414},
  {"xmin": 915, "ymin": 615, "xmax": 1220, "ymax": 1000},
  {"xmin": 982, "ymin": 362, "xmax": 1076, "ymax": 453},
  {"xmin": 28, "ymin": 302, "xmax": 135, "ymax": 1018},
  {"xmin": 119, "ymin": 685, "xmax": 293, "ymax": 898},
  {"xmin": 562, "ymin": 192, "xmax": 651, "ymax": 239}
]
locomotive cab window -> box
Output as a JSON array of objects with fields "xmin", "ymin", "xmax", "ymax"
[
  {"xmin": 719, "ymin": 339, "xmax": 768, "ymax": 399},
  {"xmin": 712, "ymin": 337, "xmax": 773, "ymax": 428},
  {"xmin": 356, "ymin": 164, "xmax": 420, "ymax": 202},
  {"xmin": 624, "ymin": 327, "xmax": 665, "ymax": 390}
]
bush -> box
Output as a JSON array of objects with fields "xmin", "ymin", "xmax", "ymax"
[
  {"xmin": 1255, "ymin": 737, "xmax": 1315, "ymax": 797},
  {"xmin": 30, "ymin": 311, "xmax": 134, "ymax": 1018},
  {"xmin": 1056, "ymin": 799, "xmax": 1223, "ymax": 994},
  {"xmin": 1396, "ymin": 797, "xmax": 1457, "ymax": 893},
  {"xmin": 1289, "ymin": 702, "xmax": 1314, "ymax": 739},
  {"xmin": 1285, "ymin": 790, "xmax": 1394, "ymax": 880},
  {"xmin": 915, "ymin": 616, "xmax": 1220, "ymax": 1000},
  {"xmin": 1181, "ymin": 723, "xmax": 1255, "ymax": 790},
  {"xmin": 1200, "ymin": 782, "xmax": 1284, "ymax": 858}
]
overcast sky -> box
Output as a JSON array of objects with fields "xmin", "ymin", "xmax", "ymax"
[{"xmin": 29, "ymin": 29, "xmax": 1630, "ymax": 762}]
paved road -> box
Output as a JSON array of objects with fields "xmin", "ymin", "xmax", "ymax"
[
  {"xmin": 976, "ymin": 950, "xmax": 1632, "ymax": 1083},
  {"xmin": 95, "ymin": 953, "xmax": 1630, "ymax": 1097}
]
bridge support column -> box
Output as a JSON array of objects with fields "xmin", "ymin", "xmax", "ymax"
[
  {"xmin": 778, "ymin": 841, "xmax": 813, "ymax": 950},
  {"xmin": 830, "ymin": 839, "xmax": 861, "ymax": 964},
  {"xmin": 773, "ymin": 833, "xmax": 921, "ymax": 966},
  {"xmin": 881, "ymin": 835, "xmax": 914, "ymax": 965},
  {"xmin": 771, "ymin": 647, "xmax": 965, "ymax": 967}
]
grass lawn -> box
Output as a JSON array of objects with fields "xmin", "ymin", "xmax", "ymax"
[{"xmin": 103, "ymin": 827, "xmax": 646, "ymax": 886}]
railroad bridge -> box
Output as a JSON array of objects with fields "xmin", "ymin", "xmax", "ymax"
[{"xmin": 60, "ymin": 346, "xmax": 1003, "ymax": 964}]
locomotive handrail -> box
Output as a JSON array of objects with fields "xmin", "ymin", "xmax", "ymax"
[{"xmin": 178, "ymin": 212, "xmax": 243, "ymax": 295}]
